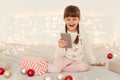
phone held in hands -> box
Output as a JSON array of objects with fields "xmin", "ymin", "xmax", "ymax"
[{"xmin": 61, "ymin": 33, "xmax": 72, "ymax": 48}]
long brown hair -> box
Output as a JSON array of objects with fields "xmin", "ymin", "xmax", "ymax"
[{"xmin": 64, "ymin": 5, "xmax": 80, "ymax": 45}]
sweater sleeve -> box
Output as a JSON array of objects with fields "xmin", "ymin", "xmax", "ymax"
[
  {"xmin": 81, "ymin": 28, "xmax": 97, "ymax": 64},
  {"xmin": 54, "ymin": 32, "xmax": 66, "ymax": 58},
  {"xmin": 54, "ymin": 45, "xmax": 66, "ymax": 58}
]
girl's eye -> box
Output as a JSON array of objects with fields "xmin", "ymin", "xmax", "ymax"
[
  {"xmin": 66, "ymin": 18, "xmax": 70, "ymax": 21},
  {"xmin": 65, "ymin": 17, "xmax": 78, "ymax": 21},
  {"xmin": 73, "ymin": 18, "xmax": 77, "ymax": 21}
]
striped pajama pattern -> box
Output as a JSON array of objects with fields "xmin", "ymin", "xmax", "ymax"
[{"xmin": 20, "ymin": 56, "xmax": 48, "ymax": 76}]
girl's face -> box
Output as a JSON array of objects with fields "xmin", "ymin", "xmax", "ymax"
[{"xmin": 64, "ymin": 17, "xmax": 80, "ymax": 32}]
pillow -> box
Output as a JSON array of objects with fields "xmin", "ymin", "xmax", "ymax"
[{"xmin": 20, "ymin": 56, "xmax": 48, "ymax": 76}]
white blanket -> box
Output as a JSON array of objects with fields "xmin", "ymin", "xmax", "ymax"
[{"xmin": 0, "ymin": 44, "xmax": 120, "ymax": 80}]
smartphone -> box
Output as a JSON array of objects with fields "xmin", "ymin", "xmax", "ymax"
[{"xmin": 61, "ymin": 33, "xmax": 72, "ymax": 48}]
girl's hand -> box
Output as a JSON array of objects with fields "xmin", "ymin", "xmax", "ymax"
[
  {"xmin": 91, "ymin": 63, "xmax": 101, "ymax": 66},
  {"xmin": 58, "ymin": 39, "xmax": 68, "ymax": 48},
  {"xmin": 91, "ymin": 62, "xmax": 105, "ymax": 66}
]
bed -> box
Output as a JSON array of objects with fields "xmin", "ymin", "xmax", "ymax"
[{"xmin": 0, "ymin": 44, "xmax": 120, "ymax": 80}]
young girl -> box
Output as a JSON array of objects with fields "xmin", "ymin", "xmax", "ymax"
[
  {"xmin": 48, "ymin": 5, "xmax": 100, "ymax": 73},
  {"xmin": 20, "ymin": 5, "xmax": 101, "ymax": 76}
]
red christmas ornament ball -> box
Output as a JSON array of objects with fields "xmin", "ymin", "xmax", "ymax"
[
  {"xmin": 0, "ymin": 68, "xmax": 5, "ymax": 75},
  {"xmin": 65, "ymin": 75, "xmax": 73, "ymax": 80},
  {"xmin": 27, "ymin": 69, "xmax": 35, "ymax": 77},
  {"xmin": 107, "ymin": 53, "xmax": 113, "ymax": 59}
]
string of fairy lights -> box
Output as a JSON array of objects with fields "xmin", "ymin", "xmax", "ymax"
[
  {"xmin": 8, "ymin": 15, "xmax": 63, "ymax": 44},
  {"xmin": 9, "ymin": 15, "xmax": 106, "ymax": 45},
  {"xmin": 0, "ymin": 14, "xmax": 119, "ymax": 57}
]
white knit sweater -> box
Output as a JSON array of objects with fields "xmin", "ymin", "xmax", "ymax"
[{"xmin": 54, "ymin": 27, "xmax": 96, "ymax": 64}]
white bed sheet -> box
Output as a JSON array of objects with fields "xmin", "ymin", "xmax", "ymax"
[
  {"xmin": 0, "ymin": 63, "xmax": 120, "ymax": 80},
  {"xmin": 0, "ymin": 44, "xmax": 120, "ymax": 80}
]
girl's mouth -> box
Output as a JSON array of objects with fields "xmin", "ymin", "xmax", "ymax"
[{"xmin": 69, "ymin": 24, "xmax": 75, "ymax": 27}]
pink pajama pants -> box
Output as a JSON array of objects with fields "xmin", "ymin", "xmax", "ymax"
[{"xmin": 48, "ymin": 56, "xmax": 89, "ymax": 73}]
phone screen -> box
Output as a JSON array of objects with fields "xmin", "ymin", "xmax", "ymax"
[{"xmin": 61, "ymin": 33, "xmax": 72, "ymax": 48}]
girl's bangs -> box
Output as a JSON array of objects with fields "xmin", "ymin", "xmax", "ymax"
[{"xmin": 65, "ymin": 12, "xmax": 79, "ymax": 17}]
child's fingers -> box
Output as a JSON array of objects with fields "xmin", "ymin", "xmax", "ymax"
[
  {"xmin": 59, "ymin": 40, "xmax": 67, "ymax": 44},
  {"xmin": 60, "ymin": 41, "xmax": 68, "ymax": 47},
  {"xmin": 91, "ymin": 64, "xmax": 101, "ymax": 66},
  {"xmin": 58, "ymin": 39, "xmax": 68, "ymax": 48},
  {"xmin": 63, "ymin": 42, "xmax": 68, "ymax": 45},
  {"xmin": 62, "ymin": 41, "xmax": 68, "ymax": 44}
]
